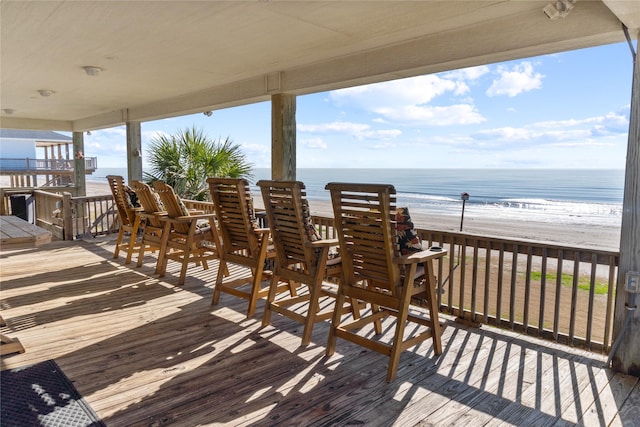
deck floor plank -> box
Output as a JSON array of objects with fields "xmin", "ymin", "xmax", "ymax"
[{"xmin": 1, "ymin": 237, "xmax": 638, "ymax": 426}]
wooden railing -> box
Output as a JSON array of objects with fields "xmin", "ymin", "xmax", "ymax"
[
  {"xmin": 0, "ymin": 157, "xmax": 98, "ymax": 172},
  {"xmin": 309, "ymin": 216, "xmax": 618, "ymax": 353},
  {"xmin": 0, "ymin": 188, "xmax": 116, "ymax": 240},
  {"xmin": 418, "ymin": 230, "xmax": 618, "ymax": 353},
  {"xmin": 0, "ymin": 190, "xmax": 619, "ymax": 352}
]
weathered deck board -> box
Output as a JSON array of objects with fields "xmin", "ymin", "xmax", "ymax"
[
  {"xmin": 1, "ymin": 237, "xmax": 638, "ymax": 426},
  {"xmin": 0, "ymin": 215, "xmax": 51, "ymax": 247}
]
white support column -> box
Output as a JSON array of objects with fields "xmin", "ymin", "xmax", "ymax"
[
  {"xmin": 72, "ymin": 132, "xmax": 86, "ymax": 196},
  {"xmin": 126, "ymin": 121, "xmax": 143, "ymax": 183},
  {"xmin": 271, "ymin": 93, "xmax": 296, "ymax": 181},
  {"xmin": 611, "ymin": 30, "xmax": 640, "ymax": 377}
]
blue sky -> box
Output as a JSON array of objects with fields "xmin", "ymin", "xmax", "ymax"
[{"xmin": 86, "ymin": 41, "xmax": 634, "ymax": 170}]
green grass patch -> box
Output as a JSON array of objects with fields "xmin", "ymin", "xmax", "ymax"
[{"xmin": 529, "ymin": 271, "xmax": 609, "ymax": 295}]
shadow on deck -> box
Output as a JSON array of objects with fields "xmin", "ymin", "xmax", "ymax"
[{"xmin": 1, "ymin": 238, "xmax": 638, "ymax": 426}]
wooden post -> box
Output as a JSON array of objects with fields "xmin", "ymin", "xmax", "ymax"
[
  {"xmin": 72, "ymin": 131, "xmax": 86, "ymax": 196},
  {"xmin": 271, "ymin": 93, "xmax": 296, "ymax": 181},
  {"xmin": 45, "ymin": 147, "xmax": 51, "ymax": 184},
  {"xmin": 611, "ymin": 30, "xmax": 640, "ymax": 377},
  {"xmin": 62, "ymin": 192, "xmax": 73, "ymax": 241},
  {"xmin": 127, "ymin": 121, "xmax": 143, "ymax": 183}
]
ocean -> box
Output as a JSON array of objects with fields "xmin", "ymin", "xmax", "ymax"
[{"xmin": 90, "ymin": 168, "xmax": 625, "ymax": 228}]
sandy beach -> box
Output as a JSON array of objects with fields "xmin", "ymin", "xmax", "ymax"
[
  {"xmin": 79, "ymin": 180, "xmax": 620, "ymax": 250},
  {"xmin": 1, "ymin": 178, "xmax": 620, "ymax": 250}
]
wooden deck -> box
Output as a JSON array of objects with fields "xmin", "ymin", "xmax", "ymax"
[{"xmin": 1, "ymin": 237, "xmax": 638, "ymax": 426}]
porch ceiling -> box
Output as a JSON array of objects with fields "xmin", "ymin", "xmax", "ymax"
[{"xmin": 1, "ymin": 1, "xmax": 638, "ymax": 132}]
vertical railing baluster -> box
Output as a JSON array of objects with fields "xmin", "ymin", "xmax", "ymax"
[
  {"xmin": 471, "ymin": 239, "xmax": 479, "ymax": 322},
  {"xmin": 447, "ymin": 235, "xmax": 455, "ymax": 312},
  {"xmin": 539, "ymin": 248, "xmax": 548, "ymax": 336},
  {"xmin": 497, "ymin": 243, "xmax": 505, "ymax": 327},
  {"xmin": 585, "ymin": 253, "xmax": 598, "ymax": 349},
  {"xmin": 554, "ymin": 252, "xmax": 564, "ymax": 341},
  {"xmin": 604, "ymin": 257, "xmax": 617, "ymax": 351},
  {"xmin": 483, "ymin": 243, "xmax": 491, "ymax": 324},
  {"xmin": 509, "ymin": 244, "xmax": 518, "ymax": 329},
  {"xmin": 569, "ymin": 250, "xmax": 581, "ymax": 345},
  {"xmin": 458, "ymin": 237, "xmax": 467, "ymax": 319},
  {"xmin": 523, "ymin": 245, "xmax": 533, "ymax": 332}
]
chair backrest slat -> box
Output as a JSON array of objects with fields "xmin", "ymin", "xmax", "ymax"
[
  {"xmin": 258, "ymin": 180, "xmax": 316, "ymax": 271},
  {"xmin": 106, "ymin": 175, "xmax": 136, "ymax": 226},
  {"xmin": 326, "ymin": 182, "xmax": 400, "ymax": 290},
  {"xmin": 152, "ymin": 181, "xmax": 191, "ymax": 234},
  {"xmin": 207, "ymin": 178, "xmax": 259, "ymax": 255},
  {"xmin": 131, "ymin": 180, "xmax": 164, "ymax": 228}
]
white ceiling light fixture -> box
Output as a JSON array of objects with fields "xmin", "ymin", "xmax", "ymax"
[
  {"xmin": 543, "ymin": 0, "xmax": 576, "ymax": 20},
  {"xmin": 203, "ymin": 111, "xmax": 213, "ymax": 117},
  {"xmin": 82, "ymin": 66, "xmax": 102, "ymax": 76},
  {"xmin": 38, "ymin": 89, "xmax": 54, "ymax": 97}
]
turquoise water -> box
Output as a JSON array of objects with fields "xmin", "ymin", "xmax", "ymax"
[{"xmin": 91, "ymin": 167, "xmax": 625, "ymax": 227}]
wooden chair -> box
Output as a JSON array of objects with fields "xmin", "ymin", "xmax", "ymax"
[
  {"xmin": 207, "ymin": 177, "xmax": 291, "ymax": 318},
  {"xmin": 106, "ymin": 175, "xmax": 142, "ymax": 264},
  {"xmin": 257, "ymin": 180, "xmax": 356, "ymax": 346},
  {"xmin": 130, "ymin": 180, "xmax": 166, "ymax": 270},
  {"xmin": 152, "ymin": 181, "xmax": 227, "ymax": 286},
  {"xmin": 325, "ymin": 182, "xmax": 448, "ymax": 382}
]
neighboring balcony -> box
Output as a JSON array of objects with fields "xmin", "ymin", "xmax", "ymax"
[{"xmin": 0, "ymin": 157, "xmax": 98, "ymax": 174}]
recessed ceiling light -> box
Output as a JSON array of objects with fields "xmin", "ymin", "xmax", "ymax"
[
  {"xmin": 38, "ymin": 89, "xmax": 54, "ymax": 97},
  {"xmin": 82, "ymin": 66, "xmax": 102, "ymax": 76}
]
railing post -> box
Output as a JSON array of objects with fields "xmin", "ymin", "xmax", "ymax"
[
  {"xmin": 0, "ymin": 188, "xmax": 5, "ymax": 215},
  {"xmin": 62, "ymin": 192, "xmax": 74, "ymax": 241}
]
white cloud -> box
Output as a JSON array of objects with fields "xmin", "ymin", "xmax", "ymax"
[
  {"xmin": 375, "ymin": 104, "xmax": 485, "ymax": 126},
  {"xmin": 302, "ymin": 138, "xmax": 328, "ymax": 149},
  {"xmin": 444, "ymin": 65, "xmax": 491, "ymax": 81},
  {"xmin": 241, "ymin": 142, "xmax": 270, "ymax": 153},
  {"xmin": 370, "ymin": 141, "xmax": 397, "ymax": 150},
  {"xmin": 330, "ymin": 75, "xmax": 457, "ymax": 109},
  {"xmin": 328, "ymin": 71, "xmax": 489, "ymax": 126},
  {"xmin": 298, "ymin": 121, "xmax": 401, "ymax": 140},
  {"xmin": 486, "ymin": 62, "xmax": 544, "ymax": 97},
  {"xmin": 298, "ymin": 122, "xmax": 370, "ymax": 134},
  {"xmin": 471, "ymin": 109, "xmax": 629, "ymax": 149}
]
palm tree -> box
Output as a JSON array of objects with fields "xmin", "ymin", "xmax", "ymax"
[{"xmin": 144, "ymin": 126, "xmax": 253, "ymax": 200}]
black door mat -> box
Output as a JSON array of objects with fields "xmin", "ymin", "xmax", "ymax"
[{"xmin": 1, "ymin": 360, "xmax": 106, "ymax": 427}]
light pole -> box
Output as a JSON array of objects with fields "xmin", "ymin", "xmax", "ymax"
[{"xmin": 460, "ymin": 192, "xmax": 470, "ymax": 231}]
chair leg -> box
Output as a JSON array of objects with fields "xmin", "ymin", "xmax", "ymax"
[
  {"xmin": 114, "ymin": 227, "xmax": 125, "ymax": 259},
  {"xmin": 136, "ymin": 239, "xmax": 146, "ymax": 268},
  {"xmin": 301, "ymin": 275, "xmax": 323, "ymax": 346},
  {"xmin": 246, "ymin": 268, "xmax": 263, "ymax": 318},
  {"xmin": 425, "ymin": 260, "xmax": 443, "ymax": 355},
  {"xmin": 219, "ymin": 259, "xmax": 230, "ymax": 277},
  {"xmin": 125, "ymin": 218, "xmax": 141, "ymax": 265},
  {"xmin": 387, "ymin": 284, "xmax": 413, "ymax": 383},
  {"xmin": 261, "ymin": 273, "xmax": 280, "ymax": 327},
  {"xmin": 212, "ymin": 259, "xmax": 226, "ymax": 305},
  {"xmin": 156, "ymin": 223, "xmax": 172, "ymax": 276},
  {"xmin": 326, "ymin": 289, "xmax": 346, "ymax": 357},
  {"xmin": 386, "ymin": 264, "xmax": 419, "ymax": 382},
  {"xmin": 177, "ymin": 253, "xmax": 189, "ymax": 286}
]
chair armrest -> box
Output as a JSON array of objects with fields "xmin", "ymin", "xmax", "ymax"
[
  {"xmin": 395, "ymin": 248, "xmax": 448, "ymax": 264},
  {"xmin": 308, "ymin": 238, "xmax": 339, "ymax": 248},
  {"xmin": 139, "ymin": 211, "xmax": 167, "ymax": 219},
  {"xmin": 159, "ymin": 215, "xmax": 200, "ymax": 224},
  {"xmin": 185, "ymin": 213, "xmax": 216, "ymax": 220}
]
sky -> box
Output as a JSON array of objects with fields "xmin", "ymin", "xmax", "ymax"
[{"xmin": 85, "ymin": 41, "xmax": 635, "ymax": 170}]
